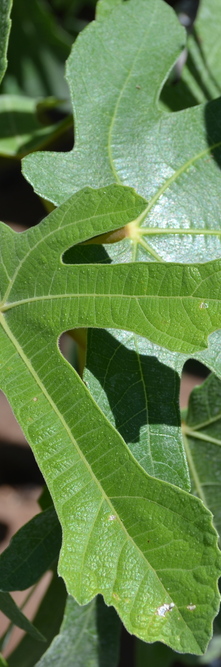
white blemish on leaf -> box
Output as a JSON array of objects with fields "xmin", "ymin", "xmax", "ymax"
[
  {"xmin": 108, "ymin": 514, "xmax": 116, "ymax": 521},
  {"xmin": 156, "ymin": 603, "xmax": 174, "ymax": 617},
  {"xmin": 187, "ymin": 604, "xmax": 196, "ymax": 611},
  {"xmin": 199, "ymin": 302, "xmax": 208, "ymax": 309},
  {"xmin": 33, "ymin": 397, "xmax": 38, "ymax": 402}
]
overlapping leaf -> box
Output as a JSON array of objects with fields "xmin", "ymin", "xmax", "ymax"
[
  {"xmin": 35, "ymin": 596, "xmax": 120, "ymax": 667},
  {"xmin": 183, "ymin": 373, "xmax": 221, "ymax": 538},
  {"xmin": 23, "ymin": 0, "xmax": 221, "ymax": 265},
  {"xmin": 0, "ymin": 185, "xmax": 221, "ymax": 652},
  {"xmin": 64, "ymin": 242, "xmax": 190, "ymax": 490},
  {"xmin": 22, "ymin": 0, "xmax": 221, "ymax": 439},
  {"xmin": 85, "ymin": 328, "xmax": 188, "ymax": 488}
]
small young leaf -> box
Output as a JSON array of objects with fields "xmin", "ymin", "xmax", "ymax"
[{"xmin": 0, "ymin": 507, "xmax": 61, "ymax": 591}]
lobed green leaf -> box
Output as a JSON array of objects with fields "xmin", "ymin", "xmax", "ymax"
[
  {"xmin": 0, "ymin": 186, "xmax": 221, "ymax": 653},
  {"xmin": 21, "ymin": 0, "xmax": 221, "ymax": 391},
  {"xmin": 23, "ymin": 0, "xmax": 221, "ymax": 267}
]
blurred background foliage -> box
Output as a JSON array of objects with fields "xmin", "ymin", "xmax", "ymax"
[{"xmin": 0, "ymin": 0, "xmax": 97, "ymax": 226}]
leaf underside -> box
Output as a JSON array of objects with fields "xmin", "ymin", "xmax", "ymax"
[{"xmin": 35, "ymin": 596, "xmax": 121, "ymax": 667}]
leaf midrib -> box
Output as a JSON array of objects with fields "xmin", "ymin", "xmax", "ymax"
[
  {"xmin": 184, "ymin": 410, "xmax": 221, "ymax": 432},
  {"xmin": 1, "ymin": 291, "xmax": 219, "ymax": 312},
  {"xmin": 183, "ymin": 426, "xmax": 221, "ymax": 448},
  {"xmin": 104, "ymin": 0, "xmax": 221, "ymax": 239},
  {"xmin": 183, "ymin": 434, "xmax": 207, "ymax": 506},
  {"xmin": 91, "ymin": 3, "xmax": 221, "ymax": 263},
  {"xmin": 134, "ymin": 337, "xmax": 154, "ymax": 471},
  {"xmin": 140, "ymin": 227, "xmax": 221, "ymax": 236},
  {"xmin": 2, "ymin": 315, "xmax": 192, "ymax": 522},
  {"xmin": 0, "ymin": 312, "xmax": 169, "ymax": 578}
]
